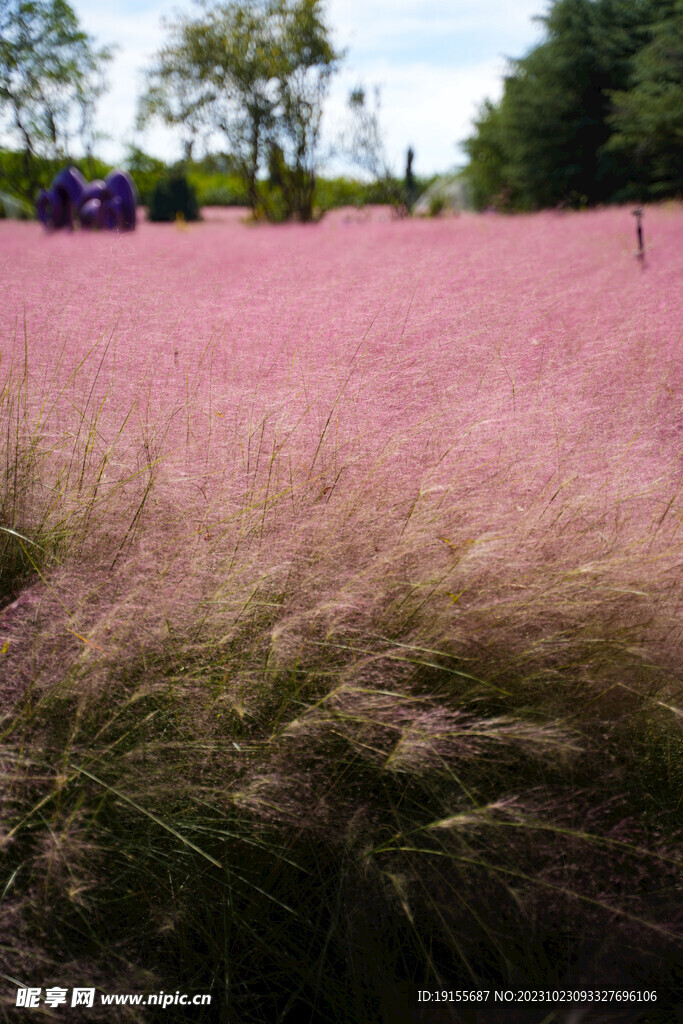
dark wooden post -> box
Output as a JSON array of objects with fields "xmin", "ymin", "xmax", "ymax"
[{"xmin": 632, "ymin": 208, "xmax": 644, "ymax": 259}]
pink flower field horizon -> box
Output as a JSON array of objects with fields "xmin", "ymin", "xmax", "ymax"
[{"xmin": 1, "ymin": 203, "xmax": 681, "ymax": 1021}]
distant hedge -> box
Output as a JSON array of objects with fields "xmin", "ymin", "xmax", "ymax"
[{"xmin": 0, "ymin": 148, "xmax": 113, "ymax": 204}]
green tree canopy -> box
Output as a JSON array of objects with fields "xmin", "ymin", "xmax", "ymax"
[
  {"xmin": 0, "ymin": 0, "xmax": 111, "ymax": 177},
  {"xmin": 463, "ymin": 0, "xmax": 681, "ymax": 209},
  {"xmin": 607, "ymin": 0, "xmax": 683, "ymax": 196},
  {"xmin": 139, "ymin": 0, "xmax": 341, "ymax": 222}
]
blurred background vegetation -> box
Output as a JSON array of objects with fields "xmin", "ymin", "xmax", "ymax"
[
  {"xmin": 0, "ymin": 143, "xmax": 434, "ymax": 220},
  {"xmin": 462, "ymin": 0, "xmax": 683, "ymax": 210},
  {"xmin": 1, "ymin": 0, "xmax": 682, "ymax": 217}
]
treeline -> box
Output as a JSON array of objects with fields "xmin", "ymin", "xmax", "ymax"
[
  {"xmin": 141, "ymin": 151, "xmax": 430, "ymax": 217},
  {"xmin": 1, "ymin": 0, "xmax": 410, "ymax": 223},
  {"xmin": 463, "ymin": 0, "xmax": 683, "ymax": 210},
  {"xmin": 1, "ymin": 0, "xmax": 432, "ymax": 222},
  {"xmin": 0, "ymin": 145, "xmax": 423, "ymax": 219}
]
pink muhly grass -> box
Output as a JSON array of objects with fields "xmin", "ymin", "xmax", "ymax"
[{"xmin": 0, "ymin": 204, "xmax": 681, "ymax": 1020}]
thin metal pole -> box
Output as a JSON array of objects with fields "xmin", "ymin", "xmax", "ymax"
[{"xmin": 632, "ymin": 208, "xmax": 644, "ymax": 259}]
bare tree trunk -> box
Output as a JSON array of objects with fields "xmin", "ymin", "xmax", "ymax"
[{"xmin": 248, "ymin": 120, "xmax": 261, "ymax": 217}]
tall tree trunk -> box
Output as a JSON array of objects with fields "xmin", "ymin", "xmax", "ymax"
[{"xmin": 248, "ymin": 120, "xmax": 261, "ymax": 217}]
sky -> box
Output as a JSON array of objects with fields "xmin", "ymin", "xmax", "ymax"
[{"xmin": 66, "ymin": 0, "xmax": 548, "ymax": 177}]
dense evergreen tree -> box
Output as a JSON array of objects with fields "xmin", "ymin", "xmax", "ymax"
[
  {"xmin": 608, "ymin": 0, "xmax": 683, "ymax": 196},
  {"xmin": 463, "ymin": 0, "xmax": 682, "ymax": 209},
  {"xmin": 462, "ymin": 101, "xmax": 509, "ymax": 210}
]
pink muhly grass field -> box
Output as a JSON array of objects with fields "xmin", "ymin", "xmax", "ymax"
[
  {"xmin": 0, "ymin": 203, "xmax": 681, "ymax": 1016},
  {"xmin": 2, "ymin": 205, "xmax": 680, "ymax": 669}
]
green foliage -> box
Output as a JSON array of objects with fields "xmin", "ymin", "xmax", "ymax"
[
  {"xmin": 428, "ymin": 194, "xmax": 445, "ymax": 217},
  {"xmin": 185, "ymin": 151, "xmax": 249, "ymax": 206},
  {"xmin": 123, "ymin": 146, "xmax": 168, "ymax": 207},
  {"xmin": 119, "ymin": 145, "xmax": 396, "ymax": 215},
  {"xmin": 0, "ymin": 0, "xmax": 111, "ymax": 193},
  {"xmin": 313, "ymin": 175, "xmax": 375, "ymax": 211},
  {"xmin": 0, "ymin": 147, "xmax": 117, "ymax": 204},
  {"xmin": 139, "ymin": 0, "xmax": 342, "ymax": 223},
  {"xmin": 188, "ymin": 173, "xmax": 250, "ymax": 207},
  {"xmin": 463, "ymin": 0, "xmax": 682, "ymax": 209},
  {"xmin": 608, "ymin": 0, "xmax": 683, "ymax": 196},
  {"xmin": 122, "ymin": 147, "xmax": 246, "ymax": 209},
  {"xmin": 462, "ymin": 100, "xmax": 512, "ymax": 211},
  {"xmin": 148, "ymin": 173, "xmax": 200, "ymax": 222}
]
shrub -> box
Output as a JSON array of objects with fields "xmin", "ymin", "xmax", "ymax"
[
  {"xmin": 428, "ymin": 194, "xmax": 445, "ymax": 217},
  {"xmin": 194, "ymin": 182, "xmax": 249, "ymax": 207},
  {"xmin": 148, "ymin": 173, "xmax": 200, "ymax": 222}
]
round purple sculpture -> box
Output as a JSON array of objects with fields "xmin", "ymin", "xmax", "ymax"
[
  {"xmin": 35, "ymin": 166, "xmax": 87, "ymax": 229},
  {"xmin": 53, "ymin": 166, "xmax": 88, "ymax": 204},
  {"xmin": 54, "ymin": 166, "xmax": 87, "ymax": 228},
  {"xmin": 102, "ymin": 195, "xmax": 124, "ymax": 230},
  {"xmin": 36, "ymin": 165, "xmax": 136, "ymax": 232},
  {"xmin": 77, "ymin": 180, "xmax": 108, "ymax": 229},
  {"xmin": 79, "ymin": 179, "xmax": 108, "ymax": 205},
  {"xmin": 104, "ymin": 169, "xmax": 136, "ymax": 230},
  {"xmin": 79, "ymin": 198, "xmax": 104, "ymax": 229}
]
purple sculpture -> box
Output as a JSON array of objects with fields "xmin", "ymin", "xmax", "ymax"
[{"xmin": 36, "ymin": 166, "xmax": 136, "ymax": 231}]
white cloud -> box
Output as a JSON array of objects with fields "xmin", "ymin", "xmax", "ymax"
[
  {"xmin": 328, "ymin": 0, "xmax": 545, "ymax": 57},
  {"xmin": 72, "ymin": 2, "xmax": 183, "ymax": 163},
  {"xmin": 323, "ymin": 0, "xmax": 546, "ymax": 173},
  {"xmin": 325, "ymin": 58, "xmax": 507, "ymax": 176}
]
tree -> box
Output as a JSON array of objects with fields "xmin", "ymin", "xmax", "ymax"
[
  {"xmin": 462, "ymin": 0, "xmax": 678, "ymax": 209},
  {"xmin": 499, "ymin": 0, "xmax": 656, "ymax": 206},
  {"xmin": 462, "ymin": 99, "xmax": 509, "ymax": 210},
  {"xmin": 0, "ymin": 0, "xmax": 111, "ymax": 191},
  {"xmin": 607, "ymin": 0, "xmax": 683, "ymax": 196},
  {"xmin": 270, "ymin": 0, "xmax": 339, "ymax": 218},
  {"xmin": 501, "ymin": 0, "xmax": 600, "ymax": 207},
  {"xmin": 341, "ymin": 85, "xmax": 408, "ymax": 213},
  {"xmin": 139, "ymin": 0, "xmax": 341, "ymax": 222},
  {"xmin": 404, "ymin": 146, "xmax": 416, "ymax": 207}
]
